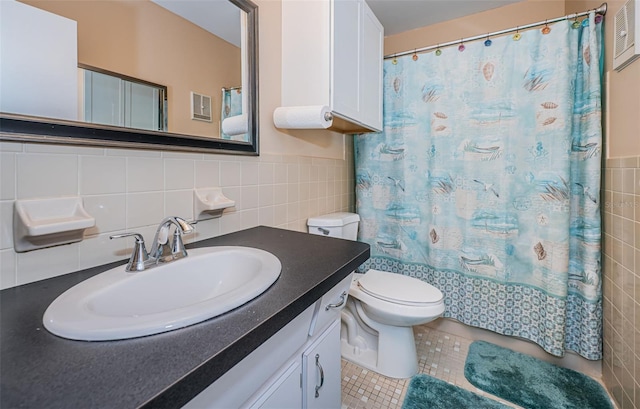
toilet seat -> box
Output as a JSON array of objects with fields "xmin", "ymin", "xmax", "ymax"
[
  {"xmin": 344, "ymin": 269, "xmax": 446, "ymax": 378},
  {"xmin": 355, "ymin": 269, "xmax": 443, "ymax": 307}
]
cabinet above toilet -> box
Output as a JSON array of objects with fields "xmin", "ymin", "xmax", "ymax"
[{"xmin": 281, "ymin": 0, "xmax": 384, "ymax": 134}]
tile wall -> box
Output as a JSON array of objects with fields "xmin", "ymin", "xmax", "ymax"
[
  {"xmin": 3, "ymin": 142, "xmax": 635, "ymax": 408},
  {"xmin": 0, "ymin": 140, "xmax": 355, "ymax": 289},
  {"xmin": 602, "ymin": 156, "xmax": 640, "ymax": 408}
]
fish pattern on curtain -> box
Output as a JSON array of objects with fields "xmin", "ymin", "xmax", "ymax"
[
  {"xmin": 220, "ymin": 87, "xmax": 246, "ymax": 141},
  {"xmin": 355, "ymin": 13, "xmax": 603, "ymax": 359}
]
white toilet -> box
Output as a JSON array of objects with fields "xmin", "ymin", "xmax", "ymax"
[{"xmin": 307, "ymin": 212, "xmax": 445, "ymax": 379}]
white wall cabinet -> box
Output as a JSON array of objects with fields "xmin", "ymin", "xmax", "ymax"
[
  {"xmin": 184, "ymin": 273, "xmax": 353, "ymax": 409},
  {"xmin": 281, "ymin": 0, "xmax": 383, "ymax": 133}
]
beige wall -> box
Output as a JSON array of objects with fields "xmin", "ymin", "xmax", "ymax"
[{"xmin": 22, "ymin": 0, "xmax": 241, "ymax": 138}]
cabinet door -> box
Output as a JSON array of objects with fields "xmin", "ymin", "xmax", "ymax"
[
  {"xmin": 281, "ymin": 0, "xmax": 331, "ymax": 107},
  {"xmin": 359, "ymin": 0, "xmax": 383, "ymax": 131},
  {"xmin": 252, "ymin": 360, "xmax": 302, "ymax": 409},
  {"xmin": 302, "ymin": 319, "xmax": 341, "ymax": 409},
  {"xmin": 332, "ymin": 0, "xmax": 361, "ymax": 121}
]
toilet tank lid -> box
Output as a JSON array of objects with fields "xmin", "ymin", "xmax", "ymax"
[{"xmin": 307, "ymin": 212, "xmax": 360, "ymax": 227}]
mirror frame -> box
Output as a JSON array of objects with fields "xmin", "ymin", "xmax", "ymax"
[{"xmin": 0, "ymin": 0, "xmax": 259, "ymax": 156}]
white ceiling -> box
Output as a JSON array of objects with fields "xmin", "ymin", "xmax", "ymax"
[
  {"xmin": 152, "ymin": 0, "xmax": 242, "ymax": 47},
  {"xmin": 367, "ymin": 0, "xmax": 525, "ymax": 36},
  {"xmin": 150, "ymin": 0, "xmax": 526, "ymax": 47}
]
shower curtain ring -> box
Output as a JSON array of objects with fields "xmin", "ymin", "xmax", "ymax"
[
  {"xmin": 412, "ymin": 49, "xmax": 419, "ymax": 61},
  {"xmin": 572, "ymin": 13, "xmax": 581, "ymax": 28},
  {"xmin": 542, "ymin": 20, "xmax": 551, "ymax": 34},
  {"xmin": 513, "ymin": 27, "xmax": 522, "ymax": 41},
  {"xmin": 458, "ymin": 39, "xmax": 465, "ymax": 52},
  {"xmin": 484, "ymin": 34, "xmax": 492, "ymax": 47},
  {"xmin": 392, "ymin": 54, "xmax": 398, "ymax": 65},
  {"xmin": 435, "ymin": 45, "xmax": 442, "ymax": 56}
]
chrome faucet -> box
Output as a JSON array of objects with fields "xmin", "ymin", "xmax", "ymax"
[
  {"xmin": 108, "ymin": 232, "xmax": 149, "ymax": 272},
  {"xmin": 110, "ymin": 216, "xmax": 195, "ymax": 272},
  {"xmin": 149, "ymin": 216, "xmax": 195, "ymax": 262}
]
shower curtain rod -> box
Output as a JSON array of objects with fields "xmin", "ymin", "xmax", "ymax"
[
  {"xmin": 384, "ymin": 2, "xmax": 607, "ymax": 59},
  {"xmin": 221, "ymin": 86, "xmax": 242, "ymax": 91}
]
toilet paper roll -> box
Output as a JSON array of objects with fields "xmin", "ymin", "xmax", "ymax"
[
  {"xmin": 221, "ymin": 114, "xmax": 248, "ymax": 136},
  {"xmin": 273, "ymin": 105, "xmax": 333, "ymax": 129}
]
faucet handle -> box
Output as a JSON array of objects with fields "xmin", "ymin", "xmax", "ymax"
[
  {"xmin": 170, "ymin": 219, "xmax": 197, "ymax": 260},
  {"xmin": 110, "ymin": 232, "xmax": 149, "ymax": 272},
  {"xmin": 174, "ymin": 217, "xmax": 196, "ymax": 234}
]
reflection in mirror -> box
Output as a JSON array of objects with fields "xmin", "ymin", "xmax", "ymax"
[
  {"xmin": 220, "ymin": 86, "xmax": 247, "ymax": 140},
  {"xmin": 0, "ymin": 0, "xmax": 258, "ymax": 155},
  {"xmin": 80, "ymin": 65, "xmax": 168, "ymax": 132}
]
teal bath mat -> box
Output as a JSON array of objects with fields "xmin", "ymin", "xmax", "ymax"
[
  {"xmin": 401, "ymin": 374, "xmax": 509, "ymax": 409},
  {"xmin": 464, "ymin": 341, "xmax": 613, "ymax": 409}
]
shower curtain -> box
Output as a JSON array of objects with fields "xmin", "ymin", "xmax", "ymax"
[
  {"xmin": 220, "ymin": 87, "xmax": 244, "ymax": 140},
  {"xmin": 355, "ymin": 13, "xmax": 603, "ymax": 359}
]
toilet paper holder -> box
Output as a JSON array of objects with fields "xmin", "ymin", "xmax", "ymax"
[{"xmin": 273, "ymin": 105, "xmax": 334, "ymax": 129}]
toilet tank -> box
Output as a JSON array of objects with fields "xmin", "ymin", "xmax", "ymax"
[{"xmin": 307, "ymin": 212, "xmax": 360, "ymax": 241}]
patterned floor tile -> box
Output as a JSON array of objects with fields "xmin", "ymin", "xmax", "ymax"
[{"xmin": 341, "ymin": 325, "xmax": 522, "ymax": 408}]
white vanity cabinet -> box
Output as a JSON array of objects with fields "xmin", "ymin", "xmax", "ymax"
[
  {"xmin": 184, "ymin": 273, "xmax": 354, "ymax": 409},
  {"xmin": 252, "ymin": 360, "xmax": 302, "ymax": 408},
  {"xmin": 281, "ymin": 0, "xmax": 383, "ymax": 133},
  {"xmin": 255, "ymin": 320, "xmax": 341, "ymax": 409},
  {"xmin": 302, "ymin": 320, "xmax": 341, "ymax": 409}
]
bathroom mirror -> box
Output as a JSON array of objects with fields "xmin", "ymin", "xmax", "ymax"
[{"xmin": 0, "ymin": 0, "xmax": 259, "ymax": 155}]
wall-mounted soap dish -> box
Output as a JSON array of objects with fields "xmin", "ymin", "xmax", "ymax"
[
  {"xmin": 193, "ymin": 188, "xmax": 235, "ymax": 221},
  {"xmin": 14, "ymin": 197, "xmax": 95, "ymax": 252}
]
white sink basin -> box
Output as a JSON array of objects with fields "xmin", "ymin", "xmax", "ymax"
[{"xmin": 43, "ymin": 246, "xmax": 281, "ymax": 341}]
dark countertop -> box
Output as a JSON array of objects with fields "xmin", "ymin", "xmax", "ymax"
[{"xmin": 0, "ymin": 226, "xmax": 370, "ymax": 409}]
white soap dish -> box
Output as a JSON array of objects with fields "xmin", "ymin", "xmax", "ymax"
[
  {"xmin": 193, "ymin": 188, "xmax": 235, "ymax": 221},
  {"xmin": 14, "ymin": 197, "xmax": 95, "ymax": 252}
]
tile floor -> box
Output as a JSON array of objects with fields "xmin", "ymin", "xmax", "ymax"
[{"xmin": 341, "ymin": 324, "xmax": 521, "ymax": 408}]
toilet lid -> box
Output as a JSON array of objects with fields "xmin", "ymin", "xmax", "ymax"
[{"xmin": 356, "ymin": 269, "xmax": 443, "ymax": 306}]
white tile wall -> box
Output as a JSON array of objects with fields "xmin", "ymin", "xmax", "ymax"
[
  {"xmin": 0, "ymin": 140, "xmax": 355, "ymax": 289},
  {"xmin": 80, "ymin": 156, "xmax": 126, "ymax": 195},
  {"xmin": 17, "ymin": 153, "xmax": 78, "ymax": 198},
  {"xmin": 0, "ymin": 153, "xmax": 16, "ymax": 200}
]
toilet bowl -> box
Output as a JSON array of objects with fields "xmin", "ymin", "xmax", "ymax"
[
  {"xmin": 307, "ymin": 213, "xmax": 445, "ymax": 379},
  {"xmin": 341, "ymin": 269, "xmax": 444, "ymax": 378}
]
